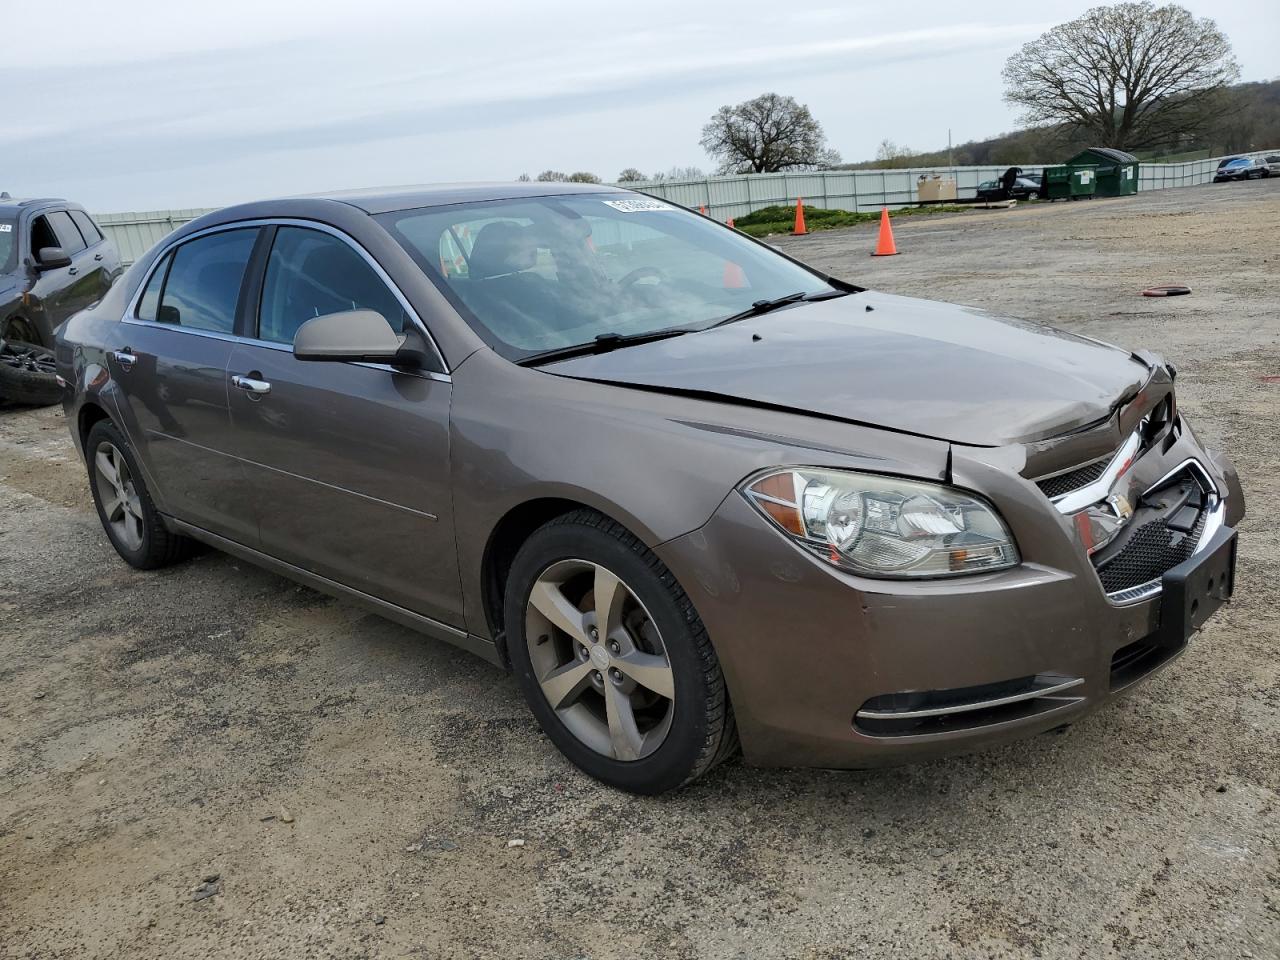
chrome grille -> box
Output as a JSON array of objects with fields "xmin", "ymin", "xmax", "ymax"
[
  {"xmin": 1035, "ymin": 459, "xmax": 1109, "ymax": 499},
  {"xmin": 1096, "ymin": 510, "xmax": 1206, "ymax": 594}
]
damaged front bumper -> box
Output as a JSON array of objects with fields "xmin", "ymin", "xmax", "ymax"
[{"xmin": 656, "ymin": 382, "xmax": 1244, "ymax": 770}]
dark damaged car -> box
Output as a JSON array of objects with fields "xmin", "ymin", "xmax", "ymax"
[
  {"xmin": 2, "ymin": 196, "xmax": 121, "ymax": 404},
  {"xmin": 56, "ymin": 183, "xmax": 1244, "ymax": 794}
]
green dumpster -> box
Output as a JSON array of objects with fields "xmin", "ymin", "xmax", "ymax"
[
  {"xmin": 1043, "ymin": 165, "xmax": 1097, "ymax": 200},
  {"xmin": 1065, "ymin": 147, "xmax": 1139, "ymax": 197}
]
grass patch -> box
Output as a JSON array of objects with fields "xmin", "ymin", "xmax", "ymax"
[{"xmin": 733, "ymin": 204, "xmax": 967, "ymax": 237}]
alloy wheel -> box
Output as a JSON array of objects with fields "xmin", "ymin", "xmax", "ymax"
[
  {"xmin": 94, "ymin": 442, "xmax": 145, "ymax": 551},
  {"xmin": 525, "ymin": 559, "xmax": 675, "ymax": 761},
  {"xmin": 0, "ymin": 341, "xmax": 56, "ymax": 376}
]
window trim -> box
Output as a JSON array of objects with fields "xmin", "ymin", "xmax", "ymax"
[{"xmin": 123, "ymin": 218, "xmax": 448, "ymax": 378}]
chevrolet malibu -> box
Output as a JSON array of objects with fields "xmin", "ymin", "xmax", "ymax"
[{"xmin": 57, "ymin": 183, "xmax": 1244, "ymax": 794}]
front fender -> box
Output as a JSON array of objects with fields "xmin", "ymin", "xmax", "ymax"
[{"xmin": 448, "ymin": 348, "xmax": 950, "ymax": 640}]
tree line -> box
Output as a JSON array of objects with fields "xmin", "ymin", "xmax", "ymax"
[{"xmin": 520, "ymin": 2, "xmax": 1264, "ymax": 184}]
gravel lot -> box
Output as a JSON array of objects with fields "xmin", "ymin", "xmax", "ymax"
[{"xmin": 2, "ymin": 180, "xmax": 1278, "ymax": 959}]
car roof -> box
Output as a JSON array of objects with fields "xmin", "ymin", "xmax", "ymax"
[
  {"xmin": 0, "ymin": 196, "xmax": 78, "ymax": 216},
  {"xmin": 298, "ymin": 180, "xmax": 626, "ymax": 215}
]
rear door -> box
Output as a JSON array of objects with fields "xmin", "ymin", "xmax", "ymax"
[
  {"xmin": 69, "ymin": 209, "xmax": 121, "ymax": 298},
  {"xmin": 109, "ymin": 227, "xmax": 262, "ymax": 543},
  {"xmin": 223, "ymin": 223, "xmax": 463, "ymax": 626}
]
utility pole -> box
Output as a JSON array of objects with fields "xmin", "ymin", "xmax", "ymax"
[{"xmin": 948, "ymin": 129, "xmax": 954, "ymax": 172}]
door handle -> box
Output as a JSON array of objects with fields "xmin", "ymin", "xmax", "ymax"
[
  {"xmin": 68, "ymin": 267, "xmax": 78, "ymax": 276},
  {"xmin": 111, "ymin": 349, "xmax": 137, "ymax": 370},
  {"xmin": 94, "ymin": 253, "xmax": 104, "ymax": 261},
  {"xmin": 231, "ymin": 373, "xmax": 271, "ymax": 399}
]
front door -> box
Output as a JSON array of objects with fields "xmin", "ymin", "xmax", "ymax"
[
  {"xmin": 109, "ymin": 227, "xmax": 262, "ymax": 544},
  {"xmin": 224, "ymin": 224, "xmax": 463, "ymax": 627},
  {"xmin": 22, "ymin": 213, "xmax": 76, "ymax": 343},
  {"xmin": 44, "ymin": 210, "xmax": 104, "ymax": 321}
]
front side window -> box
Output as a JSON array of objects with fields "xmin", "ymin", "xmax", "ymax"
[
  {"xmin": 157, "ymin": 229, "xmax": 258, "ymax": 334},
  {"xmin": 29, "ymin": 215, "xmax": 60, "ymax": 257},
  {"xmin": 47, "ymin": 211, "xmax": 87, "ymax": 255},
  {"xmin": 257, "ymin": 227, "xmax": 411, "ymax": 345},
  {"xmin": 379, "ymin": 193, "xmax": 834, "ymax": 361}
]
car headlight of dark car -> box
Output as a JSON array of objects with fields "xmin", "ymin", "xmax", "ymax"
[{"xmin": 742, "ymin": 468, "xmax": 1019, "ymax": 577}]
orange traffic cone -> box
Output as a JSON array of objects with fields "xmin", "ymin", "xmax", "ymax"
[
  {"xmin": 723, "ymin": 260, "xmax": 748, "ymax": 289},
  {"xmin": 699, "ymin": 205, "xmax": 707, "ymax": 216},
  {"xmin": 871, "ymin": 207, "xmax": 898, "ymax": 256},
  {"xmin": 792, "ymin": 198, "xmax": 807, "ymax": 235},
  {"xmin": 726, "ymin": 217, "xmax": 735, "ymax": 229}
]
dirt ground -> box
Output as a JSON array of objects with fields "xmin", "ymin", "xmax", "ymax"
[{"xmin": 2, "ymin": 180, "xmax": 1278, "ymax": 960}]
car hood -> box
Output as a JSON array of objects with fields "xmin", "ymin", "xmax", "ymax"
[{"xmin": 542, "ymin": 291, "xmax": 1150, "ymax": 446}]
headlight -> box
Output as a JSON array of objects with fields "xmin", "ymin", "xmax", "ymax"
[{"xmin": 742, "ymin": 468, "xmax": 1019, "ymax": 578}]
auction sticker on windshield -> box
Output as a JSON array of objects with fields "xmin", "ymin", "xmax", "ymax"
[
  {"xmin": 0, "ymin": 225, "xmax": 12, "ymax": 232},
  {"xmin": 601, "ymin": 199, "xmax": 674, "ymax": 213}
]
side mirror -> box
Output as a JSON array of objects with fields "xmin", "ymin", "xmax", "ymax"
[
  {"xmin": 37, "ymin": 247, "xmax": 72, "ymax": 270},
  {"xmin": 293, "ymin": 310, "xmax": 410, "ymax": 364}
]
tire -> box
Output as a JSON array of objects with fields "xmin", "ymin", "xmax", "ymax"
[
  {"xmin": 505, "ymin": 510, "xmax": 737, "ymax": 794},
  {"xmin": 85, "ymin": 419, "xmax": 195, "ymax": 569},
  {"xmin": 0, "ymin": 340, "xmax": 63, "ymax": 406}
]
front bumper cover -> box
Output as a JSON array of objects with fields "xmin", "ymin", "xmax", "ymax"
[{"xmin": 656, "ymin": 422, "xmax": 1244, "ymax": 769}]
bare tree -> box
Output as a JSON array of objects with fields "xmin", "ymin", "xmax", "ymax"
[
  {"xmin": 616, "ymin": 168, "xmax": 647, "ymax": 182},
  {"xmin": 535, "ymin": 170, "xmax": 568, "ymax": 182},
  {"xmin": 1002, "ymin": 3, "xmax": 1239, "ymax": 150},
  {"xmin": 566, "ymin": 171, "xmax": 602, "ymax": 183},
  {"xmin": 649, "ymin": 165, "xmax": 706, "ymax": 182},
  {"xmin": 700, "ymin": 93, "xmax": 841, "ymax": 174},
  {"xmin": 874, "ymin": 139, "xmax": 915, "ymax": 168},
  {"xmin": 515, "ymin": 173, "xmax": 532, "ymax": 182}
]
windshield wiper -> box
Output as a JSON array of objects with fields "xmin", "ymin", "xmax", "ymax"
[
  {"xmin": 707, "ymin": 288, "xmax": 849, "ymax": 329},
  {"xmin": 517, "ymin": 327, "xmax": 693, "ymax": 367}
]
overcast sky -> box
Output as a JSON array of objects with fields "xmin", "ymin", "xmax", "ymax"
[{"xmin": 6, "ymin": 0, "xmax": 1278, "ymax": 212}]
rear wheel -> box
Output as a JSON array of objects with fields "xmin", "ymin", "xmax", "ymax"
[
  {"xmin": 505, "ymin": 510, "xmax": 737, "ymax": 794},
  {"xmin": 85, "ymin": 419, "xmax": 195, "ymax": 569}
]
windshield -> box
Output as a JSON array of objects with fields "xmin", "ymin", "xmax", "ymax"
[
  {"xmin": 0, "ymin": 217, "xmax": 15, "ymax": 275},
  {"xmin": 378, "ymin": 193, "xmax": 835, "ymax": 360}
]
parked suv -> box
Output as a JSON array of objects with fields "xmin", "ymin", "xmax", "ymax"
[{"xmin": 1, "ymin": 195, "xmax": 122, "ymax": 349}]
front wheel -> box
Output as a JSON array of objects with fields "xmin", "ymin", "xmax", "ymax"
[
  {"xmin": 505, "ymin": 510, "xmax": 737, "ymax": 794},
  {"xmin": 0, "ymin": 340, "xmax": 62, "ymax": 406}
]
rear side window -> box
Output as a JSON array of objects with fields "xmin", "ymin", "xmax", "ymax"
[
  {"xmin": 47, "ymin": 211, "xmax": 87, "ymax": 255},
  {"xmin": 257, "ymin": 226, "xmax": 410, "ymax": 345},
  {"xmin": 136, "ymin": 253, "xmax": 171, "ymax": 321},
  {"xmin": 157, "ymin": 229, "xmax": 258, "ymax": 334},
  {"xmin": 70, "ymin": 210, "xmax": 104, "ymax": 246}
]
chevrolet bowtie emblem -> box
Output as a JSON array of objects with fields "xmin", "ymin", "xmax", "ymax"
[{"xmin": 1105, "ymin": 492, "xmax": 1134, "ymax": 522}]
